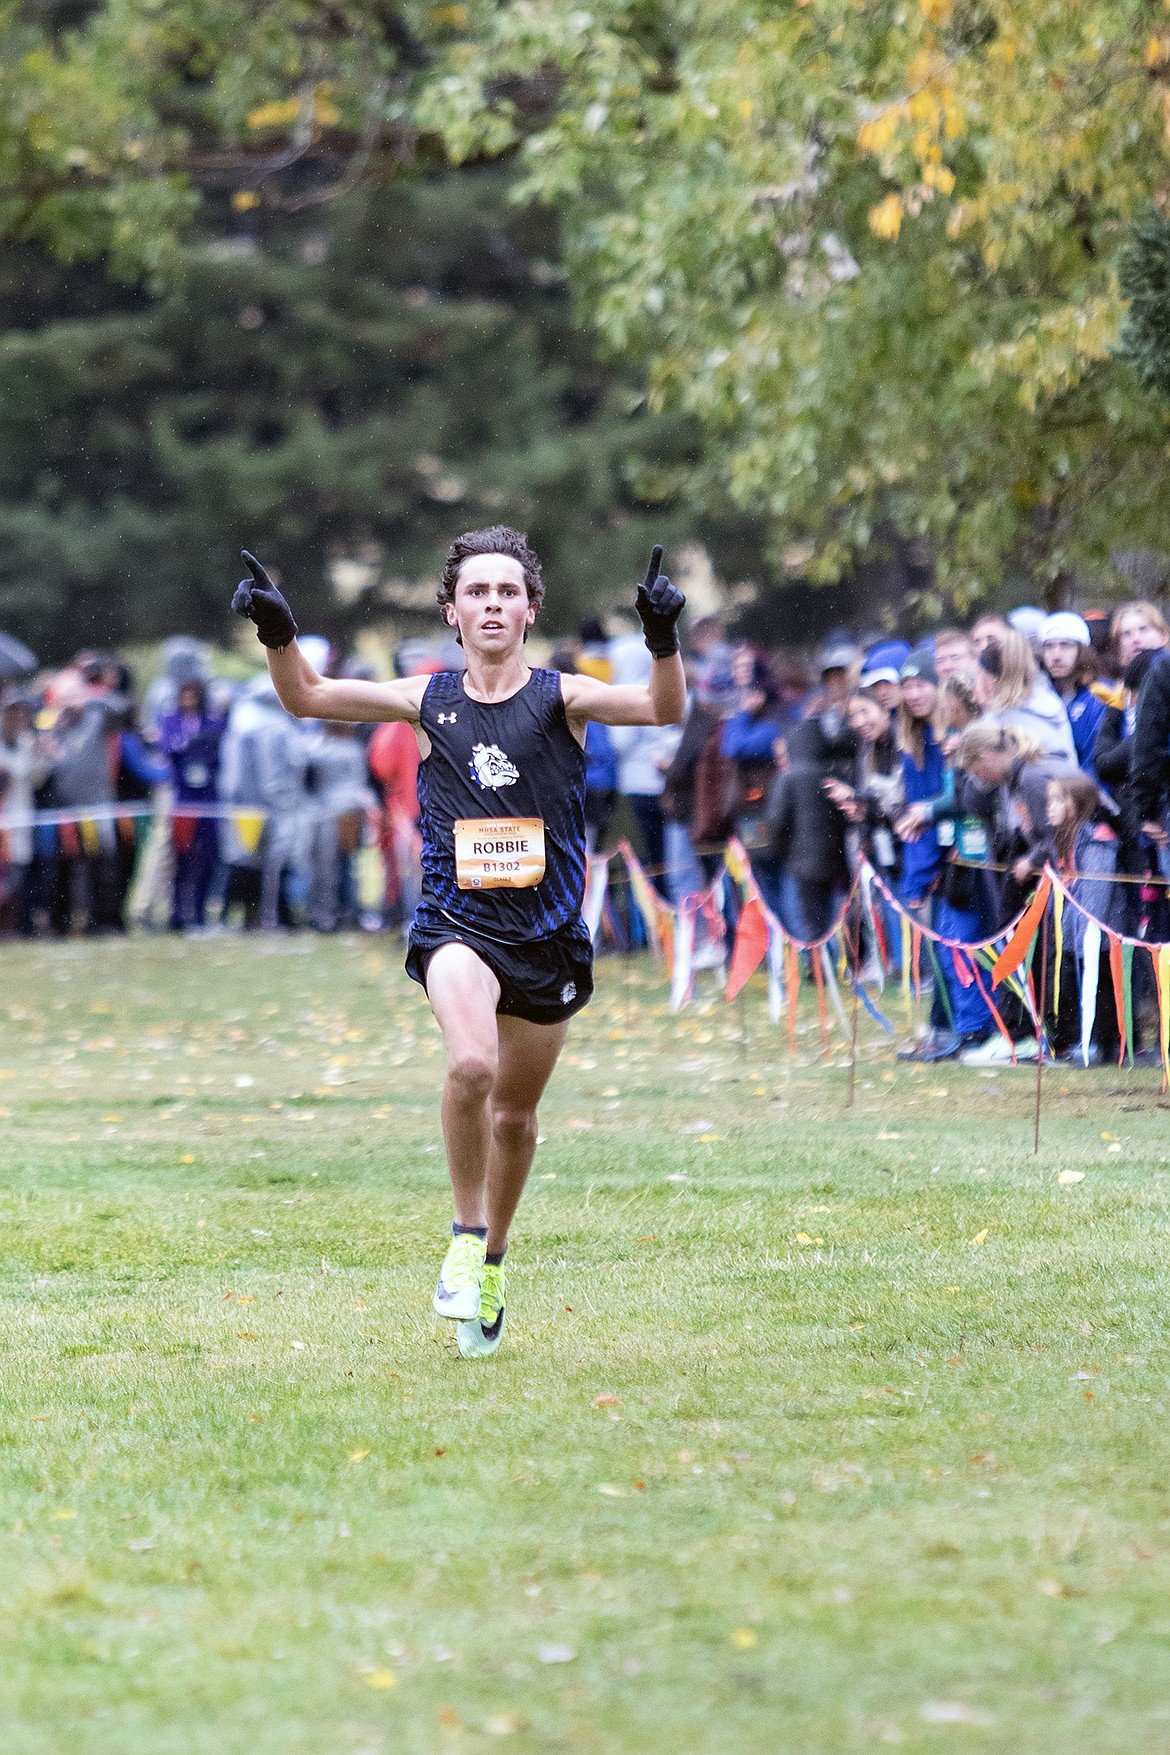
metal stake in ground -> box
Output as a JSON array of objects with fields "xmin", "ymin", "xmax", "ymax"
[
  {"xmin": 847, "ymin": 901, "xmax": 862, "ymax": 1109},
  {"xmin": 1033, "ymin": 907, "xmax": 1050, "ymax": 1156}
]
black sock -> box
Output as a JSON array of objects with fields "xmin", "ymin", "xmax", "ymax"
[
  {"xmin": 485, "ymin": 1248, "xmax": 506, "ymax": 1267},
  {"xmin": 453, "ymin": 1223, "xmax": 487, "ymax": 1239}
]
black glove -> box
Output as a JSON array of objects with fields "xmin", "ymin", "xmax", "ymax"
[
  {"xmin": 231, "ymin": 551, "xmax": 298, "ymax": 650},
  {"xmin": 634, "ymin": 544, "xmax": 686, "ymax": 659}
]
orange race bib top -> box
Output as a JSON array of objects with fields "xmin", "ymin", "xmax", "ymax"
[{"xmin": 453, "ymin": 818, "xmax": 546, "ymax": 890}]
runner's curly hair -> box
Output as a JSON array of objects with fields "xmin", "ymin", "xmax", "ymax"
[{"xmin": 437, "ymin": 526, "xmax": 545, "ymax": 622}]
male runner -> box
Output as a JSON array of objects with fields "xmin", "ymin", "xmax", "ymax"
[{"xmin": 233, "ymin": 527, "xmax": 686, "ymax": 1357}]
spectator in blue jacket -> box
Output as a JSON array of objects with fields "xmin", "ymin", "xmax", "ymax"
[
  {"xmin": 1039, "ymin": 612, "xmax": 1105, "ymax": 775},
  {"xmin": 897, "ymin": 647, "xmax": 945, "ymax": 909},
  {"xmin": 158, "ymin": 679, "xmax": 226, "ymax": 931}
]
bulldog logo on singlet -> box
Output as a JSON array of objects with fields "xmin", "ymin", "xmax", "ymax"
[{"xmin": 469, "ymin": 742, "xmax": 519, "ymax": 790}]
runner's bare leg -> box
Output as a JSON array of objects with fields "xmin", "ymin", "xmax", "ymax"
[
  {"xmin": 485, "ymin": 1014, "xmax": 569, "ymax": 1254},
  {"xmin": 425, "ymin": 944, "xmax": 502, "ymax": 1228}
]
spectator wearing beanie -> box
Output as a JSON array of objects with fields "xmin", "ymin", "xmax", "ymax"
[
  {"xmin": 897, "ymin": 647, "xmax": 945, "ymax": 913},
  {"xmin": 1038, "ymin": 611, "xmax": 1105, "ymax": 774}
]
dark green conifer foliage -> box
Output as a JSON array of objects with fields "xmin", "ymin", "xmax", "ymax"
[
  {"xmin": 0, "ymin": 166, "xmax": 733, "ymax": 658},
  {"xmin": 1118, "ymin": 206, "xmax": 1170, "ymax": 404}
]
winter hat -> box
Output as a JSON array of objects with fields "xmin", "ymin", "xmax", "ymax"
[
  {"xmin": 1040, "ymin": 611, "xmax": 1091, "ymax": 647},
  {"xmin": 899, "ymin": 646, "xmax": 938, "ymax": 686},
  {"xmin": 860, "ymin": 638, "xmax": 911, "ymax": 687},
  {"xmin": 1008, "ymin": 606, "xmax": 1047, "ymax": 647}
]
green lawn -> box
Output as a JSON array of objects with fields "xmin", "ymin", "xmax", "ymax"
[{"xmin": 2, "ymin": 934, "xmax": 1170, "ymax": 1754}]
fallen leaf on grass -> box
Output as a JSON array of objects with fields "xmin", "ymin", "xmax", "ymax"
[
  {"xmin": 970, "ymin": 1229, "xmax": 989, "ymax": 1246},
  {"xmin": 597, "ymin": 1484, "xmax": 628, "ymax": 1497},
  {"xmin": 1057, "ymin": 1169, "xmax": 1086, "ymax": 1185},
  {"xmin": 921, "ymin": 1702, "xmax": 992, "ymax": 1726},
  {"xmin": 126, "ymin": 1537, "xmax": 154, "ymax": 1552},
  {"xmin": 484, "ymin": 1714, "xmax": 527, "ymax": 1736},
  {"xmin": 289, "ymin": 1340, "xmax": 306, "ymax": 1351},
  {"xmin": 537, "ymin": 1643, "xmax": 575, "ymax": 1665},
  {"xmin": 52, "ymin": 1508, "xmax": 76, "ymax": 1520},
  {"xmin": 795, "ymin": 1234, "xmax": 824, "ymax": 1246},
  {"xmin": 731, "ymin": 1628, "xmax": 757, "ymax": 1649},
  {"xmin": 236, "ymin": 1331, "xmax": 257, "ymax": 1340},
  {"xmin": 348, "ymin": 1448, "xmax": 370, "ymax": 1463},
  {"xmin": 363, "ymin": 1668, "xmax": 396, "ymax": 1690},
  {"xmin": 592, "ymin": 1394, "xmax": 621, "ymax": 1409}
]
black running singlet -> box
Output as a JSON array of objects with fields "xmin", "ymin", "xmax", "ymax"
[{"xmin": 415, "ymin": 668, "xmax": 587, "ymax": 943}]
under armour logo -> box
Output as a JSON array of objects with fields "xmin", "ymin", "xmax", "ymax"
[{"xmin": 437, "ymin": 712, "xmax": 458, "ymax": 725}]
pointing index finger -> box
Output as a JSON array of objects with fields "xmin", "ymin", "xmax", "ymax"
[
  {"xmin": 642, "ymin": 544, "xmax": 664, "ymax": 591},
  {"xmin": 241, "ymin": 550, "xmax": 265, "ymax": 584}
]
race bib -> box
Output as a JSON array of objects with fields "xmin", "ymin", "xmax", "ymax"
[{"xmin": 454, "ymin": 817, "xmax": 546, "ymax": 889}]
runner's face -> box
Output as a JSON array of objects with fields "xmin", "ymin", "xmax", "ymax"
[{"xmin": 448, "ymin": 555, "xmax": 534, "ymax": 652}]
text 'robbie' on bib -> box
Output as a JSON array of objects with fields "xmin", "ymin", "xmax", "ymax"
[{"xmin": 454, "ymin": 818, "xmax": 546, "ymax": 889}]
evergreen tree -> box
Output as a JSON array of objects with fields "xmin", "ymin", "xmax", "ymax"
[
  {"xmin": 1118, "ymin": 207, "xmax": 1170, "ymax": 406},
  {"xmin": 0, "ymin": 164, "xmax": 751, "ymax": 658}
]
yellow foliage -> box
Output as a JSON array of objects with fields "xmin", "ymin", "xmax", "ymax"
[
  {"xmin": 231, "ymin": 190, "xmax": 261, "ymax": 212},
  {"xmin": 314, "ymin": 96, "xmax": 341, "ymax": 127},
  {"xmin": 247, "ymin": 97, "xmax": 301, "ymax": 130},
  {"xmin": 856, "ymin": 105, "xmax": 905, "ymax": 156},
  {"xmin": 1146, "ymin": 35, "xmax": 1170, "ymax": 71},
  {"xmin": 919, "ymin": 0, "xmax": 953, "ymax": 20},
  {"xmin": 868, "ymin": 193, "xmax": 904, "ymax": 239},
  {"xmin": 922, "ymin": 161, "xmax": 954, "ymax": 194}
]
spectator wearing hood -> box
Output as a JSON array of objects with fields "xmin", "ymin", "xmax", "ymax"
[
  {"xmin": 158, "ymin": 678, "xmax": 227, "ymax": 931},
  {"xmin": 219, "ymin": 673, "xmax": 311, "ymax": 929},
  {"xmin": 975, "ymin": 630, "xmax": 1077, "ymax": 766},
  {"xmin": 1038, "ymin": 612, "xmax": 1105, "ymax": 774}
]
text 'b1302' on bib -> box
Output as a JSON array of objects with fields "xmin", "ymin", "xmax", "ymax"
[{"xmin": 453, "ymin": 818, "xmax": 546, "ymax": 889}]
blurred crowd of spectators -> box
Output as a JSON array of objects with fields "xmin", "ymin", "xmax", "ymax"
[{"xmin": 6, "ymin": 595, "xmax": 1170, "ymax": 1065}]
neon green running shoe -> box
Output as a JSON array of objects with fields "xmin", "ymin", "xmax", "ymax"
[
  {"xmin": 433, "ymin": 1232, "xmax": 485, "ymax": 1321},
  {"xmin": 457, "ymin": 1261, "xmax": 506, "ymax": 1358}
]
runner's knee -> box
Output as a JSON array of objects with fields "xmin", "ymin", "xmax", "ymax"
[
  {"xmin": 492, "ymin": 1101, "xmax": 537, "ymax": 1139},
  {"xmin": 446, "ymin": 1050, "xmax": 497, "ymax": 1104}
]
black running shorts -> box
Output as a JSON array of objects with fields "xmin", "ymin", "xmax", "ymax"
[{"xmin": 405, "ymin": 911, "xmax": 594, "ymax": 1026}]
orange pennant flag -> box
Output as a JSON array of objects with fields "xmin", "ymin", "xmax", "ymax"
[
  {"xmin": 1108, "ymin": 933, "xmax": 1126, "ymax": 1067},
  {"xmin": 725, "ymin": 897, "xmax": 769, "ymax": 1002},
  {"xmin": 991, "ymin": 874, "xmax": 1051, "ymax": 987}
]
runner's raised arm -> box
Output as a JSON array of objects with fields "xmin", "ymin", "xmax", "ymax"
[
  {"xmin": 232, "ymin": 552, "xmax": 424, "ymax": 724},
  {"xmin": 562, "ymin": 546, "xmax": 687, "ymax": 731}
]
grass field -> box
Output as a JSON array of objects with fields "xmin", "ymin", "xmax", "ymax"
[{"xmin": 2, "ymin": 934, "xmax": 1170, "ymax": 1754}]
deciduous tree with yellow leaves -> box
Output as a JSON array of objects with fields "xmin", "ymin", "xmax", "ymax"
[{"xmin": 417, "ymin": 0, "xmax": 1170, "ymax": 603}]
